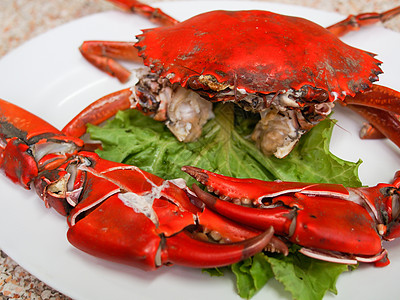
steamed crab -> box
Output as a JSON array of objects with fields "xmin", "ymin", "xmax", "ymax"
[
  {"xmin": 1, "ymin": 1, "xmax": 398, "ymax": 298},
  {"xmin": 74, "ymin": 0, "xmax": 400, "ymax": 158}
]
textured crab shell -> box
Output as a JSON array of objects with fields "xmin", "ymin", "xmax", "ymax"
[{"xmin": 135, "ymin": 10, "xmax": 382, "ymax": 101}]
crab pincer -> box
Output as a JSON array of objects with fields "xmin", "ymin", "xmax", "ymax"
[{"xmin": 183, "ymin": 166, "xmax": 400, "ymax": 266}]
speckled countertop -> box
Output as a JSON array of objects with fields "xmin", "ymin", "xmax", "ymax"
[{"xmin": 0, "ymin": 0, "xmax": 400, "ymax": 299}]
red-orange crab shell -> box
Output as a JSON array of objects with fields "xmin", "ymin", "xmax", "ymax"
[{"xmin": 135, "ymin": 10, "xmax": 382, "ymax": 101}]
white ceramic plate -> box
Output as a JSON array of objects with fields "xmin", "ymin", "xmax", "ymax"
[{"xmin": 0, "ymin": 1, "xmax": 399, "ymax": 299}]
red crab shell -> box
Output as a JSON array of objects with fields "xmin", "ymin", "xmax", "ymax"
[{"xmin": 135, "ymin": 10, "xmax": 382, "ymax": 101}]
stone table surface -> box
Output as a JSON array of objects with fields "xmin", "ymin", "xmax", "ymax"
[{"xmin": 1, "ymin": 0, "xmax": 400, "ymax": 299}]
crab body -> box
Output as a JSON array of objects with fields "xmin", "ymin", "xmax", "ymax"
[
  {"xmin": 137, "ymin": 10, "xmax": 381, "ymax": 99},
  {"xmin": 79, "ymin": 5, "xmax": 400, "ymax": 158},
  {"xmin": 133, "ymin": 10, "xmax": 384, "ymax": 157}
]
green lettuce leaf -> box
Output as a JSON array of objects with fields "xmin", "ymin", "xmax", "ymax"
[
  {"xmin": 229, "ymin": 249, "xmax": 351, "ymax": 300},
  {"xmin": 87, "ymin": 103, "xmax": 362, "ymax": 299},
  {"xmin": 265, "ymin": 251, "xmax": 350, "ymax": 300},
  {"xmin": 87, "ymin": 103, "xmax": 361, "ymax": 186},
  {"xmin": 232, "ymin": 253, "xmax": 274, "ymax": 299}
]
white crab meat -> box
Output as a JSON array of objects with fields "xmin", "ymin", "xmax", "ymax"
[
  {"xmin": 133, "ymin": 69, "xmax": 335, "ymax": 158},
  {"xmin": 166, "ymin": 86, "xmax": 213, "ymax": 142}
]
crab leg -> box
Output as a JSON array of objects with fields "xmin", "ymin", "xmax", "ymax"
[
  {"xmin": 62, "ymin": 88, "xmax": 133, "ymax": 137},
  {"xmin": 61, "ymin": 85, "xmax": 170, "ymax": 139},
  {"xmin": 80, "ymin": 0, "xmax": 178, "ymax": 82},
  {"xmin": 358, "ymin": 123, "xmax": 387, "ymax": 140},
  {"xmin": 346, "ymin": 105, "xmax": 400, "ymax": 147},
  {"xmin": 344, "ymin": 85, "xmax": 400, "ymax": 114},
  {"xmin": 108, "ymin": 0, "xmax": 178, "ymax": 26},
  {"xmin": 341, "ymin": 85, "xmax": 400, "ymax": 146},
  {"xmin": 327, "ymin": 5, "xmax": 400, "ymax": 37},
  {"xmin": 79, "ymin": 41, "xmax": 140, "ymax": 83}
]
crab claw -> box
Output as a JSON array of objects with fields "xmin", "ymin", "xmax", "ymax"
[
  {"xmin": 162, "ymin": 227, "xmax": 274, "ymax": 269},
  {"xmin": 61, "ymin": 152, "xmax": 274, "ymax": 271},
  {"xmin": 0, "ymin": 98, "xmax": 273, "ymax": 271},
  {"xmin": 181, "ymin": 166, "xmax": 349, "ymax": 205},
  {"xmin": 67, "ymin": 190, "xmax": 275, "ymax": 270},
  {"xmin": 183, "ymin": 166, "xmax": 398, "ymax": 265}
]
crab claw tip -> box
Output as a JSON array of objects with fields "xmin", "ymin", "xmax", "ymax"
[
  {"xmin": 182, "ymin": 166, "xmax": 209, "ymax": 184},
  {"xmin": 191, "ymin": 183, "xmax": 216, "ymax": 207},
  {"xmin": 165, "ymin": 226, "xmax": 274, "ymax": 268},
  {"xmin": 242, "ymin": 226, "xmax": 275, "ymax": 259}
]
